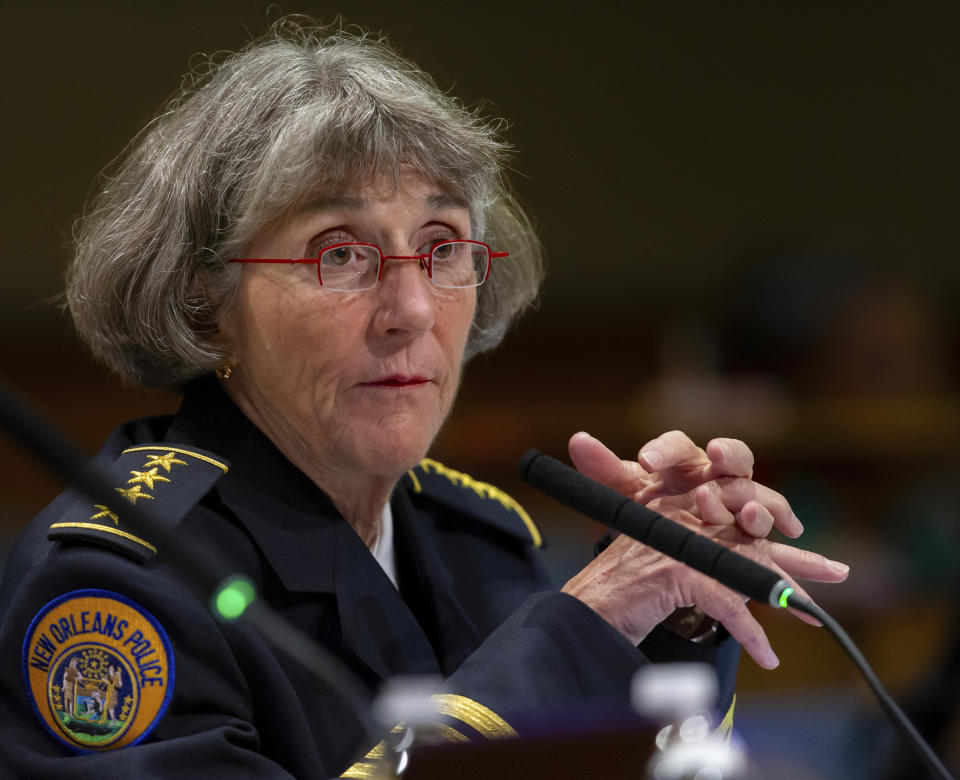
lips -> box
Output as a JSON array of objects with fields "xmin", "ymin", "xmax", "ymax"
[{"xmin": 361, "ymin": 375, "xmax": 431, "ymax": 388}]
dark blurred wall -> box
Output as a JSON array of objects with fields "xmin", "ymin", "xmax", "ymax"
[{"xmin": 3, "ymin": 3, "xmax": 960, "ymax": 774}]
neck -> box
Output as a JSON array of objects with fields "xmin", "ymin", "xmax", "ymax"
[
  {"xmin": 222, "ymin": 383, "xmax": 400, "ymax": 548},
  {"xmin": 319, "ymin": 472, "xmax": 394, "ymax": 548}
]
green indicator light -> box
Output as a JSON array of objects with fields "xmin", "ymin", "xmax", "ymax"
[
  {"xmin": 214, "ymin": 578, "xmax": 256, "ymax": 620},
  {"xmin": 778, "ymin": 587, "xmax": 794, "ymax": 609}
]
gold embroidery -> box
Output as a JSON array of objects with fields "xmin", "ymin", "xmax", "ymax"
[
  {"xmin": 90, "ymin": 505, "xmax": 120, "ymax": 526},
  {"xmin": 127, "ymin": 468, "xmax": 171, "ymax": 490},
  {"xmin": 139, "ymin": 452, "xmax": 188, "ymax": 472},
  {"xmin": 406, "ymin": 468, "xmax": 422, "ymax": 493},
  {"xmin": 418, "ymin": 459, "xmax": 542, "ymax": 547},
  {"xmin": 430, "ymin": 693, "xmax": 517, "ymax": 739},
  {"xmin": 124, "ymin": 446, "xmax": 227, "ymax": 473},
  {"xmin": 714, "ymin": 695, "xmax": 735, "ymax": 742},
  {"xmin": 339, "ymin": 762, "xmax": 380, "ymax": 779},
  {"xmin": 340, "ymin": 720, "xmax": 469, "ymax": 778},
  {"xmin": 115, "ymin": 485, "xmax": 155, "ymax": 505},
  {"xmin": 361, "ymin": 740, "xmax": 387, "ymax": 760},
  {"xmin": 434, "ymin": 722, "xmax": 471, "ymax": 742},
  {"xmin": 48, "ymin": 523, "xmax": 157, "ymax": 554}
]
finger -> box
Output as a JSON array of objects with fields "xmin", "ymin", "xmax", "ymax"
[
  {"xmin": 692, "ymin": 579, "xmax": 779, "ymax": 669},
  {"xmin": 736, "ymin": 501, "xmax": 776, "ymax": 538},
  {"xmin": 694, "ymin": 483, "xmax": 777, "ymax": 538},
  {"xmin": 704, "ymin": 438, "xmax": 754, "ymax": 479},
  {"xmin": 742, "ymin": 542, "xmax": 845, "ymax": 627},
  {"xmin": 568, "ymin": 431, "xmax": 648, "ymax": 496},
  {"xmin": 710, "ymin": 478, "xmax": 803, "ymax": 538},
  {"xmin": 685, "ymin": 529, "xmax": 833, "ymax": 627},
  {"xmin": 637, "ymin": 430, "xmax": 707, "ymax": 473},
  {"xmin": 694, "ymin": 483, "xmax": 737, "ymax": 526},
  {"xmin": 765, "ymin": 541, "xmax": 850, "ymax": 583}
]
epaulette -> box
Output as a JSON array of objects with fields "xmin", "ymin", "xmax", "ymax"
[
  {"xmin": 405, "ymin": 458, "xmax": 542, "ymax": 548},
  {"xmin": 47, "ymin": 444, "xmax": 229, "ymax": 563}
]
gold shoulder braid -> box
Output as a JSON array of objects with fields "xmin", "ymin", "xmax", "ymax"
[
  {"xmin": 47, "ymin": 444, "xmax": 229, "ymax": 563},
  {"xmin": 407, "ymin": 458, "xmax": 542, "ymax": 548}
]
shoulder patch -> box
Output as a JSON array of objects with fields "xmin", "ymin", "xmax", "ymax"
[
  {"xmin": 22, "ymin": 589, "xmax": 174, "ymax": 753},
  {"xmin": 47, "ymin": 444, "xmax": 229, "ymax": 563},
  {"xmin": 407, "ymin": 458, "xmax": 542, "ymax": 547}
]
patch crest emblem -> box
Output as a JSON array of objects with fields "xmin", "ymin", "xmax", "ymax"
[{"xmin": 22, "ymin": 589, "xmax": 174, "ymax": 753}]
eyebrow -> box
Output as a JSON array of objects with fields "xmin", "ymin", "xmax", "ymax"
[{"xmin": 301, "ymin": 194, "xmax": 366, "ymax": 211}]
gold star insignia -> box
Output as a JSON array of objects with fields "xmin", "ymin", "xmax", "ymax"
[
  {"xmin": 127, "ymin": 468, "xmax": 170, "ymax": 490},
  {"xmin": 116, "ymin": 485, "xmax": 155, "ymax": 505},
  {"xmin": 90, "ymin": 505, "xmax": 120, "ymax": 525},
  {"xmin": 142, "ymin": 452, "xmax": 188, "ymax": 472}
]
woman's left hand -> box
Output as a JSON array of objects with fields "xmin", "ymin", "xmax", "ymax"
[{"xmin": 567, "ymin": 430, "xmax": 849, "ymax": 624}]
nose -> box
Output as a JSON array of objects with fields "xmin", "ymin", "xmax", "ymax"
[{"xmin": 372, "ymin": 255, "xmax": 436, "ymax": 338}]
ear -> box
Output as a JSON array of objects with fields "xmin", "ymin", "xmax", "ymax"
[{"xmin": 187, "ymin": 270, "xmax": 232, "ymax": 350}]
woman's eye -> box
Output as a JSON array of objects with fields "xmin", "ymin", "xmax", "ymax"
[
  {"xmin": 325, "ymin": 246, "xmax": 354, "ymax": 265},
  {"xmin": 432, "ymin": 242, "xmax": 455, "ymax": 260}
]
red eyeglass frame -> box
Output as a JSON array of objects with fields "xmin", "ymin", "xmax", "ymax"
[{"xmin": 230, "ymin": 239, "xmax": 508, "ymax": 288}]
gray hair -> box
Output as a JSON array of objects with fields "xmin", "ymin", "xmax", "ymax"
[{"xmin": 67, "ymin": 18, "xmax": 543, "ymax": 389}]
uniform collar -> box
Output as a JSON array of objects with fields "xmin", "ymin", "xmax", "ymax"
[{"xmin": 165, "ymin": 378, "xmax": 342, "ymax": 593}]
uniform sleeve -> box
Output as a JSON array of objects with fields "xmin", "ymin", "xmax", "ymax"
[
  {"xmin": 341, "ymin": 590, "xmax": 739, "ymax": 780},
  {"xmin": 0, "ymin": 542, "xmax": 305, "ymax": 780},
  {"xmin": 341, "ymin": 590, "xmax": 739, "ymax": 777},
  {"xmin": 444, "ymin": 591, "xmax": 737, "ymax": 731}
]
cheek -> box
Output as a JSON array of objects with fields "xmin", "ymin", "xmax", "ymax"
[
  {"xmin": 435, "ymin": 293, "xmax": 476, "ymax": 403},
  {"xmin": 440, "ymin": 289, "xmax": 477, "ymax": 347},
  {"xmin": 228, "ymin": 276, "xmax": 352, "ymax": 379}
]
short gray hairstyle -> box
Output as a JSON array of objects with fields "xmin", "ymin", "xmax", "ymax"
[{"xmin": 67, "ymin": 18, "xmax": 543, "ymax": 390}]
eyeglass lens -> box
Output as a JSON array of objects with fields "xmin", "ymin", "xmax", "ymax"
[{"xmin": 319, "ymin": 241, "xmax": 489, "ymax": 291}]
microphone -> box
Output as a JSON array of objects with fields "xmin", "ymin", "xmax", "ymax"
[{"xmin": 517, "ymin": 449, "xmax": 791, "ymax": 607}]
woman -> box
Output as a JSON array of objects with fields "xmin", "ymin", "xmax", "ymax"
[{"xmin": 0, "ymin": 19, "xmax": 847, "ymax": 779}]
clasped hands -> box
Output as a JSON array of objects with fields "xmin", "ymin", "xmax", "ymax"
[{"xmin": 561, "ymin": 431, "xmax": 850, "ymax": 669}]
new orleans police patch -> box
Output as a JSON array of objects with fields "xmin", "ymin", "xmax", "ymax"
[{"xmin": 22, "ymin": 589, "xmax": 174, "ymax": 753}]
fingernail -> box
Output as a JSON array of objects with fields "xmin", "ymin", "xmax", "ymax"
[
  {"xmin": 640, "ymin": 449, "xmax": 663, "ymax": 470},
  {"xmin": 828, "ymin": 560, "xmax": 850, "ymax": 576},
  {"xmin": 762, "ymin": 648, "xmax": 780, "ymax": 669},
  {"xmin": 789, "ymin": 513, "xmax": 804, "ymax": 536}
]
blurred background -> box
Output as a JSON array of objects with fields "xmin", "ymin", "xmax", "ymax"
[{"xmin": 3, "ymin": 2, "xmax": 960, "ymax": 777}]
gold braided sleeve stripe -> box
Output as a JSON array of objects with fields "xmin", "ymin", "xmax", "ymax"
[
  {"xmin": 714, "ymin": 695, "xmax": 736, "ymax": 742},
  {"xmin": 433, "ymin": 722, "xmax": 471, "ymax": 743},
  {"xmin": 338, "ymin": 740, "xmax": 386, "ymax": 779},
  {"xmin": 339, "ymin": 761, "xmax": 381, "ymax": 779},
  {"xmin": 361, "ymin": 740, "xmax": 387, "ymax": 760},
  {"xmin": 339, "ymin": 720, "xmax": 472, "ymax": 779},
  {"xmin": 430, "ymin": 693, "xmax": 518, "ymax": 739}
]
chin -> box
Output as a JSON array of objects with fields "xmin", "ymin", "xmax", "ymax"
[{"xmin": 354, "ymin": 430, "xmax": 435, "ymax": 478}]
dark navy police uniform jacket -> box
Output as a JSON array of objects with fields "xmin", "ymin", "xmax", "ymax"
[{"xmin": 0, "ymin": 379, "xmax": 738, "ymax": 778}]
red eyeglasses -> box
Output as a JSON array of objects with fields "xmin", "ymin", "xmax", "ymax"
[{"xmin": 230, "ymin": 240, "xmax": 508, "ymax": 292}]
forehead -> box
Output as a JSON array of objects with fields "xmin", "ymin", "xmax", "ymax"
[{"xmin": 296, "ymin": 175, "xmax": 470, "ymax": 215}]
